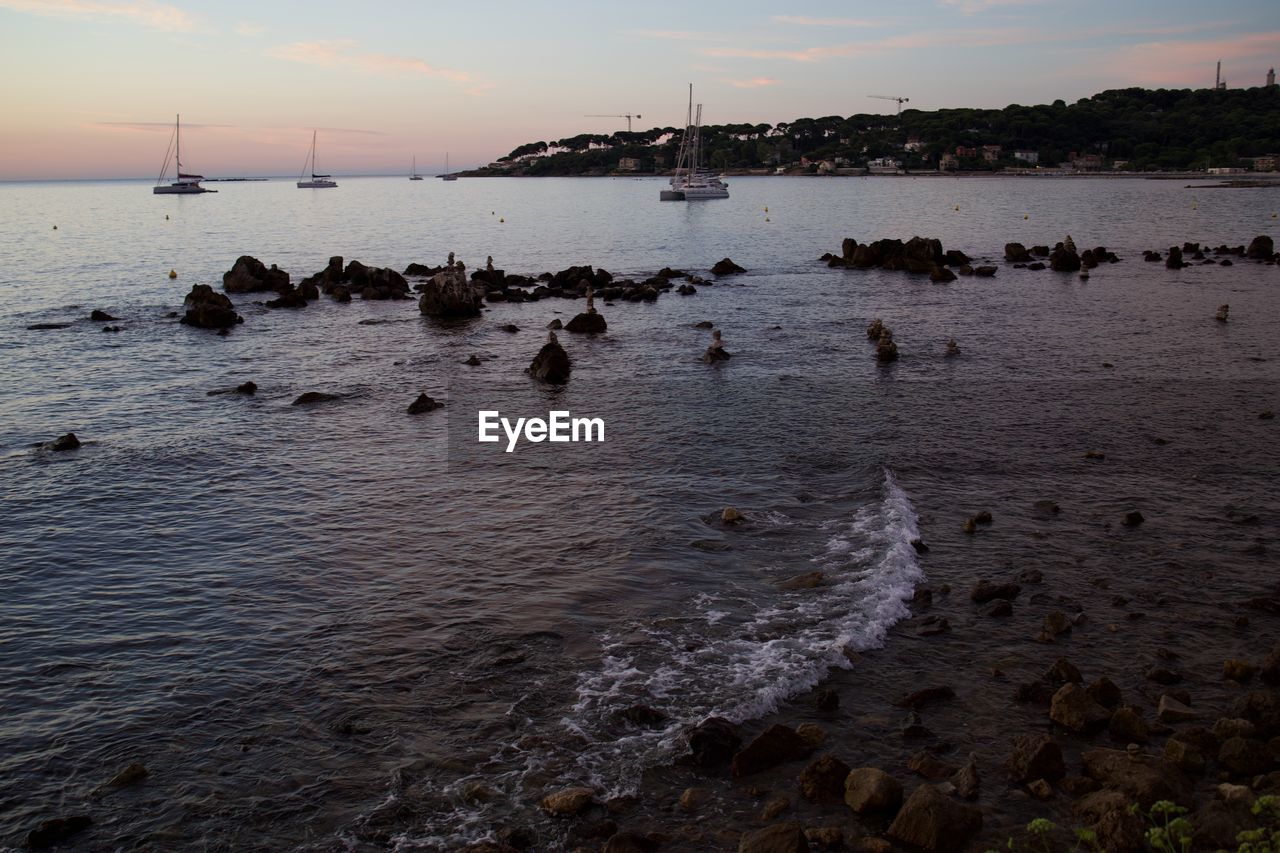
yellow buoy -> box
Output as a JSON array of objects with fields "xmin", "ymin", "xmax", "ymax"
[
  {"xmin": 168, "ymin": 269, "xmax": 177, "ymax": 279},
  {"xmin": 1023, "ymin": 214, "xmax": 1029, "ymax": 220},
  {"xmin": 499, "ymin": 217, "xmax": 505, "ymax": 223},
  {"xmin": 765, "ymin": 217, "xmax": 770, "ymax": 222},
  {"xmin": 954, "ymin": 205, "xmax": 960, "ymax": 211},
  {"xmin": 764, "ymin": 206, "xmax": 769, "ymax": 212}
]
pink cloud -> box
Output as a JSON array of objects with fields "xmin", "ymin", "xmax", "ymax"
[
  {"xmin": 772, "ymin": 15, "xmax": 888, "ymax": 27},
  {"xmin": 267, "ymin": 40, "xmax": 492, "ymax": 93},
  {"xmin": 0, "ymin": 0, "xmax": 197, "ymax": 31},
  {"xmin": 1098, "ymin": 31, "xmax": 1280, "ymax": 86},
  {"xmin": 724, "ymin": 77, "xmax": 779, "ymax": 88}
]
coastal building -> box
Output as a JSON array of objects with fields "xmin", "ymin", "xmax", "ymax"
[
  {"xmin": 867, "ymin": 157, "xmax": 902, "ymax": 174},
  {"xmin": 1013, "ymin": 150, "xmax": 1039, "ymax": 164},
  {"xmin": 617, "ymin": 157, "xmax": 641, "ymax": 172},
  {"xmin": 904, "ymin": 136, "xmax": 924, "ymax": 152},
  {"xmin": 1252, "ymin": 155, "xmax": 1277, "ymax": 172},
  {"xmin": 939, "ymin": 153, "xmax": 958, "ymax": 171},
  {"xmin": 1111, "ymin": 160, "xmax": 1130, "ymax": 170},
  {"xmin": 1071, "ymin": 154, "xmax": 1103, "ymax": 171},
  {"xmin": 955, "ymin": 146, "xmax": 977, "ymax": 158},
  {"xmin": 1207, "ymin": 167, "xmax": 1247, "ymax": 175},
  {"xmin": 981, "ymin": 144, "xmax": 1002, "ymax": 162}
]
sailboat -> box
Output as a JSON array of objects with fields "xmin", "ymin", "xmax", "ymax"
[
  {"xmin": 661, "ymin": 85, "xmax": 729, "ymax": 201},
  {"xmin": 440, "ymin": 152, "xmax": 458, "ymax": 181},
  {"xmin": 153, "ymin": 114, "xmax": 214, "ymax": 195},
  {"xmin": 410, "ymin": 156, "xmax": 423, "ymax": 180},
  {"xmin": 297, "ymin": 131, "xmax": 337, "ymax": 188}
]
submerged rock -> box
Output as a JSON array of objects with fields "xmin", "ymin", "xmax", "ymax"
[
  {"xmin": 684, "ymin": 717, "xmax": 742, "ymax": 769},
  {"xmin": 41, "ymin": 432, "xmax": 81, "ymax": 452},
  {"xmin": 540, "ymin": 787, "xmax": 594, "ymax": 817},
  {"xmin": 407, "ymin": 393, "xmax": 441, "ymax": 414},
  {"xmin": 738, "ymin": 823, "xmax": 809, "ymax": 853},
  {"xmin": 731, "ymin": 724, "xmax": 810, "ymax": 778},
  {"xmin": 711, "ymin": 257, "xmax": 746, "ymax": 276},
  {"xmin": 25, "ymin": 815, "xmax": 92, "ymax": 850},
  {"xmin": 292, "ymin": 392, "xmax": 339, "ymax": 406},
  {"xmin": 89, "ymin": 309, "xmax": 117, "ymax": 321}
]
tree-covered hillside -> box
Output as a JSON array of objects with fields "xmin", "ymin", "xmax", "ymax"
[{"xmin": 475, "ymin": 87, "xmax": 1280, "ymax": 175}]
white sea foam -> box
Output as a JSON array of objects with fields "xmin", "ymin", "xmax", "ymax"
[{"xmin": 400, "ymin": 468, "xmax": 923, "ymax": 848}]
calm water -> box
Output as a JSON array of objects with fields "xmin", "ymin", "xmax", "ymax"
[{"xmin": 0, "ymin": 176, "xmax": 1277, "ymax": 850}]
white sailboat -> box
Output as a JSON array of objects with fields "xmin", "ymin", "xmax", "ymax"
[
  {"xmin": 153, "ymin": 114, "xmax": 214, "ymax": 195},
  {"xmin": 440, "ymin": 152, "xmax": 458, "ymax": 181},
  {"xmin": 661, "ymin": 85, "xmax": 729, "ymax": 201},
  {"xmin": 410, "ymin": 156, "xmax": 423, "ymax": 180},
  {"xmin": 297, "ymin": 131, "xmax": 337, "ymax": 188}
]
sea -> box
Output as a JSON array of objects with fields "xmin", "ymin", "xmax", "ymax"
[{"xmin": 0, "ymin": 175, "xmax": 1277, "ymax": 850}]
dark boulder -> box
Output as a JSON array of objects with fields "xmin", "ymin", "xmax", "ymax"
[
  {"xmin": 738, "ymin": 823, "xmax": 810, "ymax": 853},
  {"xmin": 223, "ymin": 255, "xmax": 290, "ymax": 293},
  {"xmin": 25, "ymin": 815, "xmax": 92, "ymax": 850},
  {"xmin": 731, "ymin": 724, "xmax": 810, "ymax": 778},
  {"xmin": 292, "ymin": 392, "xmax": 339, "ymax": 406},
  {"xmin": 684, "ymin": 717, "xmax": 741, "ymax": 769},
  {"xmin": 1247, "ymin": 235, "xmax": 1274, "ymax": 260},
  {"xmin": 265, "ymin": 285, "xmax": 307, "ymax": 309},
  {"xmin": 565, "ymin": 312, "xmax": 607, "ymax": 334},
  {"xmin": 1005, "ymin": 734, "xmax": 1065, "ymax": 783},
  {"xmin": 711, "ymin": 258, "xmax": 746, "ymax": 276},
  {"xmin": 529, "ymin": 336, "xmax": 571, "ymax": 384},
  {"xmin": 419, "ymin": 266, "xmax": 483, "ymax": 318},
  {"xmin": 1166, "ymin": 246, "xmax": 1187, "ymax": 269},
  {"xmin": 798, "ymin": 755, "xmax": 852, "ymax": 803},
  {"xmin": 887, "ymin": 784, "xmax": 983, "ymax": 853},
  {"xmin": 1004, "ymin": 243, "xmax": 1033, "ymax": 263},
  {"xmin": 844, "ymin": 767, "xmax": 903, "ymax": 813},
  {"xmin": 41, "ymin": 432, "xmax": 81, "ymax": 452},
  {"xmin": 181, "ymin": 284, "xmax": 242, "ymax": 329},
  {"xmin": 1049, "ymin": 243, "xmax": 1081, "ymax": 272},
  {"xmin": 408, "ymin": 394, "xmax": 442, "ymax": 414},
  {"xmin": 1079, "ymin": 747, "xmax": 1191, "ymax": 807},
  {"xmin": 971, "ymin": 580, "xmax": 1021, "ymax": 603},
  {"xmin": 89, "ymin": 309, "xmax": 117, "ymax": 321}
]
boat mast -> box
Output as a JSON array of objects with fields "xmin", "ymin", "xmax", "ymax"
[
  {"xmin": 175, "ymin": 114, "xmax": 181, "ymax": 177},
  {"xmin": 311, "ymin": 130, "xmax": 317, "ymax": 177}
]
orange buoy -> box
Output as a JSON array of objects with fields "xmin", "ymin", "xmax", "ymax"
[{"xmin": 168, "ymin": 269, "xmax": 177, "ymax": 279}]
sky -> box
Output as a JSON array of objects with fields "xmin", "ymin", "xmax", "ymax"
[{"xmin": 0, "ymin": 0, "xmax": 1276, "ymax": 180}]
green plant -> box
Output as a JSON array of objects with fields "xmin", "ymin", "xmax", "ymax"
[{"xmin": 1141, "ymin": 800, "xmax": 1193, "ymax": 853}]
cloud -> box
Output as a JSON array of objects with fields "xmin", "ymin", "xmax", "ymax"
[
  {"xmin": 723, "ymin": 77, "xmax": 779, "ymax": 88},
  {"xmin": 703, "ymin": 28, "xmax": 1036, "ymax": 62},
  {"xmin": 92, "ymin": 120, "xmax": 233, "ymax": 131},
  {"xmin": 235, "ymin": 21, "xmax": 264, "ymax": 37},
  {"xmin": 938, "ymin": 0, "xmax": 1037, "ymax": 14},
  {"xmin": 267, "ymin": 39, "xmax": 492, "ymax": 93},
  {"xmin": 630, "ymin": 28, "xmax": 726, "ymax": 42},
  {"xmin": 0, "ymin": 0, "xmax": 198, "ymax": 31},
  {"xmin": 1094, "ymin": 31, "xmax": 1280, "ymax": 86},
  {"xmin": 772, "ymin": 15, "xmax": 886, "ymax": 27}
]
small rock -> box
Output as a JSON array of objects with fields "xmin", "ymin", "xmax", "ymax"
[
  {"xmin": 407, "ymin": 393, "xmax": 442, "ymax": 414},
  {"xmin": 796, "ymin": 722, "xmax": 827, "ymax": 750},
  {"xmin": 970, "ymin": 580, "xmax": 1021, "ymax": 603},
  {"xmin": 41, "ymin": 432, "xmax": 80, "ymax": 452},
  {"xmin": 814, "ymin": 689, "xmax": 839, "ymax": 712},
  {"xmin": 89, "ymin": 309, "xmax": 117, "ymax": 321},
  {"xmin": 1157, "ymin": 694, "xmax": 1197, "ymax": 723},
  {"xmin": 99, "ymin": 762, "xmax": 148, "ymax": 790},
  {"xmin": 1122, "ymin": 511, "xmax": 1145, "ymax": 527},
  {"xmin": 737, "ymin": 822, "xmax": 808, "ymax": 853},
  {"xmin": 1046, "ymin": 658, "xmax": 1083, "ymax": 685},
  {"xmin": 464, "ymin": 354, "xmax": 482, "ymax": 366},
  {"xmin": 844, "ymin": 767, "xmax": 903, "ymax": 814},
  {"xmin": 721, "ymin": 506, "xmax": 745, "ymax": 524},
  {"xmin": 894, "ymin": 686, "xmax": 956, "ymax": 709},
  {"xmin": 25, "ymin": 816, "xmax": 92, "ymax": 850},
  {"xmin": 1162, "ymin": 738, "xmax": 1205, "ymax": 774},
  {"xmin": 987, "ymin": 600, "xmax": 1012, "ymax": 617},
  {"xmin": 908, "ymin": 750, "xmax": 960, "ymax": 781},
  {"xmin": 235, "ymin": 381, "xmax": 257, "ymax": 394},
  {"xmin": 1086, "ymin": 677, "xmax": 1123, "ymax": 708},
  {"xmin": 500, "ymin": 323, "xmax": 520, "ymax": 333},
  {"xmin": 1042, "ymin": 611, "xmax": 1072, "ymax": 638},
  {"xmin": 731, "ymin": 724, "xmax": 810, "ymax": 778},
  {"xmin": 1223, "ymin": 659, "xmax": 1257, "ymax": 682},
  {"xmin": 711, "ymin": 258, "xmax": 746, "ymax": 276},
  {"xmin": 685, "ymin": 717, "xmax": 741, "ymax": 768},
  {"xmin": 1109, "ymin": 706, "xmax": 1150, "ymax": 744},
  {"xmin": 540, "ymin": 786, "xmax": 594, "ymax": 817},
  {"xmin": 679, "ymin": 786, "xmax": 712, "ymax": 812},
  {"xmin": 759, "ymin": 795, "xmax": 792, "ymax": 820},
  {"xmin": 292, "ymin": 391, "xmax": 339, "ymax": 406},
  {"xmin": 887, "ymin": 784, "xmax": 983, "ymax": 853},
  {"xmin": 1027, "ymin": 778, "xmax": 1053, "ymax": 799},
  {"xmin": 547, "ymin": 318, "xmax": 563, "ymax": 330},
  {"xmin": 804, "ymin": 826, "xmax": 844, "ymax": 849},
  {"xmin": 1218, "ymin": 737, "xmax": 1275, "ymax": 777},
  {"xmin": 799, "ymin": 755, "xmax": 852, "ymax": 803},
  {"xmin": 1050, "ymin": 683, "xmax": 1111, "ymax": 732}
]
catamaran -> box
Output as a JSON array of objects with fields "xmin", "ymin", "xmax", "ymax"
[
  {"xmin": 440, "ymin": 152, "xmax": 458, "ymax": 181},
  {"xmin": 297, "ymin": 131, "xmax": 337, "ymax": 188},
  {"xmin": 410, "ymin": 156, "xmax": 423, "ymax": 180},
  {"xmin": 661, "ymin": 85, "xmax": 729, "ymax": 201},
  {"xmin": 153, "ymin": 114, "xmax": 214, "ymax": 195}
]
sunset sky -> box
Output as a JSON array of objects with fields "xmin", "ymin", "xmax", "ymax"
[{"xmin": 0, "ymin": 0, "xmax": 1276, "ymax": 180}]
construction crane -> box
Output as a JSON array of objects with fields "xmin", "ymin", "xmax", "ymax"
[
  {"xmin": 868, "ymin": 95, "xmax": 910, "ymax": 115},
  {"xmin": 585, "ymin": 113, "xmax": 642, "ymax": 132}
]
